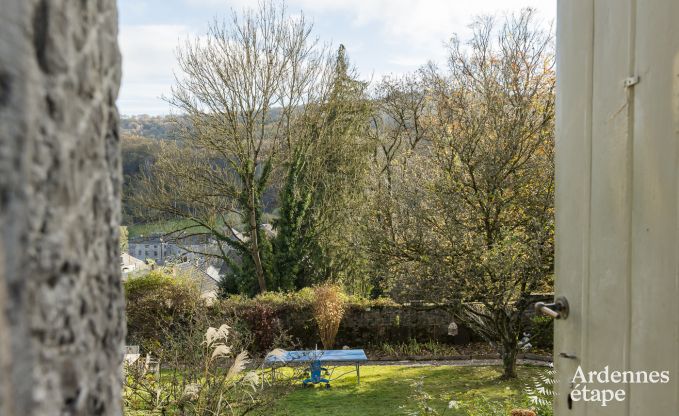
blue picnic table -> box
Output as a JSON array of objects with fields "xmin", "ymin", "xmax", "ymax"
[{"xmin": 264, "ymin": 349, "xmax": 368, "ymax": 387}]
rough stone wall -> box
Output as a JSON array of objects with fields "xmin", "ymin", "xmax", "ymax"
[
  {"xmin": 274, "ymin": 305, "xmax": 473, "ymax": 348},
  {"xmin": 257, "ymin": 298, "xmax": 551, "ymax": 349},
  {"xmin": 0, "ymin": 1, "xmax": 124, "ymax": 415},
  {"xmin": 337, "ymin": 305, "xmax": 473, "ymax": 346}
]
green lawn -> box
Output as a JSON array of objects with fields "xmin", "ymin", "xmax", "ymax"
[
  {"xmin": 265, "ymin": 365, "xmax": 549, "ymax": 416},
  {"xmin": 127, "ymin": 219, "xmax": 207, "ymax": 238}
]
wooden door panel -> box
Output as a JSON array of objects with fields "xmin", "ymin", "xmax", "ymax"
[{"xmin": 556, "ymin": 0, "xmax": 679, "ymax": 414}]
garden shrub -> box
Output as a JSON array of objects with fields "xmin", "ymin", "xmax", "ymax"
[
  {"xmin": 124, "ymin": 270, "xmax": 204, "ymax": 354},
  {"xmin": 527, "ymin": 315, "xmax": 554, "ymax": 350},
  {"xmin": 237, "ymin": 302, "xmax": 283, "ymax": 353},
  {"xmin": 218, "ymin": 289, "xmax": 392, "ymax": 312},
  {"xmin": 253, "ymin": 287, "xmax": 315, "ymax": 306}
]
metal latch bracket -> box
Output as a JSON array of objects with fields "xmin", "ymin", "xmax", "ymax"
[{"xmin": 624, "ymin": 76, "xmax": 640, "ymax": 88}]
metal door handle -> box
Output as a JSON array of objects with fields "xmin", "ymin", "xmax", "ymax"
[{"xmin": 535, "ymin": 296, "xmax": 569, "ymax": 320}]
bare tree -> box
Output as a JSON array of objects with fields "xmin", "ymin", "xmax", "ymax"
[
  {"xmin": 364, "ymin": 9, "xmax": 557, "ymax": 377},
  {"xmin": 365, "ymin": 73, "xmax": 438, "ymax": 298},
  {"xmin": 422, "ymin": 9, "xmax": 555, "ymax": 378},
  {"xmin": 137, "ymin": 1, "xmax": 329, "ymax": 293}
]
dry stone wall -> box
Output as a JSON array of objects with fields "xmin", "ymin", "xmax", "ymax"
[{"xmin": 0, "ymin": 1, "xmax": 124, "ymax": 415}]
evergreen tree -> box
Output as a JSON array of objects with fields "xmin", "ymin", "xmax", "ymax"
[
  {"xmin": 218, "ymin": 160, "xmax": 276, "ymax": 296},
  {"xmin": 274, "ymin": 45, "xmax": 373, "ymax": 290}
]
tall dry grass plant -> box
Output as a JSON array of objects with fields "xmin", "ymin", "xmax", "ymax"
[{"xmin": 312, "ymin": 284, "xmax": 346, "ymax": 349}]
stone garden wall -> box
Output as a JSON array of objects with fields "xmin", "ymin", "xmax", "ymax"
[
  {"xmin": 187, "ymin": 292, "xmax": 554, "ymax": 353},
  {"xmin": 276, "ymin": 304, "xmax": 474, "ymax": 348},
  {"xmin": 273, "ymin": 295, "xmax": 552, "ymax": 349},
  {"xmin": 0, "ymin": 1, "xmax": 124, "ymax": 415}
]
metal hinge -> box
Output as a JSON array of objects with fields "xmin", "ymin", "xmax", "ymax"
[{"xmin": 624, "ymin": 76, "xmax": 640, "ymax": 88}]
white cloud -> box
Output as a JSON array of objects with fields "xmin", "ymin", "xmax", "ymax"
[
  {"xmin": 182, "ymin": 0, "xmax": 264, "ymax": 10},
  {"xmin": 290, "ymin": 0, "xmax": 555, "ymax": 46},
  {"xmin": 119, "ymin": 24, "xmax": 190, "ymax": 84},
  {"xmin": 291, "ymin": 0, "xmax": 555, "ymax": 76},
  {"xmin": 118, "ymin": 24, "xmax": 193, "ymax": 114},
  {"xmin": 117, "ymin": 84, "xmax": 175, "ymax": 116},
  {"xmin": 116, "ymin": 0, "xmax": 556, "ymax": 114}
]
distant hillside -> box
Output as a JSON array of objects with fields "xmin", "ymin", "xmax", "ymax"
[
  {"xmin": 120, "ymin": 110, "xmax": 287, "ymax": 140},
  {"xmin": 120, "ymin": 115, "xmax": 180, "ymax": 140},
  {"xmin": 122, "ymin": 134, "xmax": 157, "ymax": 176},
  {"xmin": 121, "ymin": 134, "xmax": 158, "ymax": 223},
  {"xmin": 121, "ymin": 128, "xmax": 280, "ymax": 226}
]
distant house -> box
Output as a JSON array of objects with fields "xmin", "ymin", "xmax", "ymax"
[
  {"xmin": 128, "ymin": 234, "xmax": 215, "ymax": 265},
  {"xmin": 128, "ymin": 224, "xmax": 276, "ymax": 275},
  {"xmin": 128, "ymin": 235, "xmax": 170, "ymax": 265}
]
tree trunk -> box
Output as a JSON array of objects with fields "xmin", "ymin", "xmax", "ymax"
[
  {"xmin": 248, "ymin": 187, "xmax": 267, "ymax": 293},
  {"xmin": 501, "ymin": 341, "xmax": 519, "ymax": 379}
]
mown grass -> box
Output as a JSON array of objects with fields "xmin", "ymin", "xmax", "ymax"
[
  {"xmin": 264, "ymin": 364, "xmax": 548, "ymax": 416},
  {"xmin": 124, "ymin": 364, "xmax": 549, "ymax": 415}
]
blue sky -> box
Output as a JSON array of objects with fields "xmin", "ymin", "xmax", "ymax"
[{"xmin": 117, "ymin": 0, "xmax": 556, "ymax": 115}]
